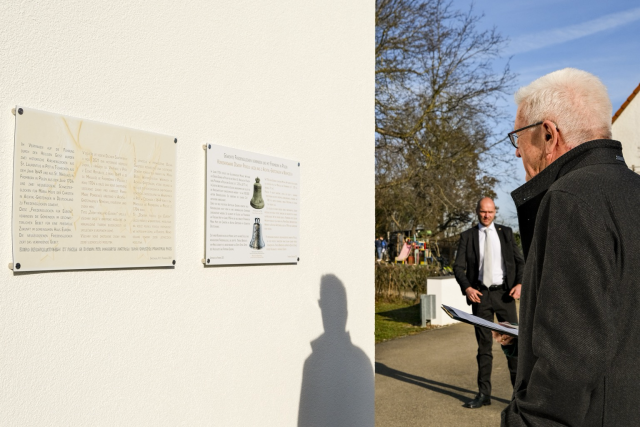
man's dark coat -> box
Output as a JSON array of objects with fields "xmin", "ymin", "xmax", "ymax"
[
  {"xmin": 454, "ymin": 224, "xmax": 524, "ymax": 302},
  {"xmin": 502, "ymin": 140, "xmax": 640, "ymax": 426}
]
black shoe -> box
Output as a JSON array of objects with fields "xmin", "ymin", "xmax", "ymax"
[{"xmin": 463, "ymin": 393, "xmax": 491, "ymax": 409}]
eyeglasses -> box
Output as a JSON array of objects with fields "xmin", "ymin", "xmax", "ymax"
[
  {"xmin": 507, "ymin": 121, "xmax": 559, "ymax": 148},
  {"xmin": 507, "ymin": 122, "xmax": 543, "ymax": 149}
]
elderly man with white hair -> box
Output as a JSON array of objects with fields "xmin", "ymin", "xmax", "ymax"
[{"xmin": 497, "ymin": 68, "xmax": 640, "ymax": 426}]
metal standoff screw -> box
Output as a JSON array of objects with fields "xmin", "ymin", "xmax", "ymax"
[
  {"xmin": 207, "ymin": 259, "xmax": 210, "ymax": 264},
  {"xmin": 174, "ymin": 138, "xmax": 177, "ymax": 143},
  {"xmin": 297, "ymin": 257, "xmax": 300, "ymax": 262},
  {"xmin": 208, "ymin": 144, "xmax": 211, "ymax": 149},
  {"xmin": 18, "ymin": 108, "xmax": 23, "ymax": 115},
  {"xmin": 298, "ymin": 162, "xmax": 300, "ymax": 166},
  {"xmin": 172, "ymin": 260, "xmax": 176, "ymax": 265},
  {"xmin": 15, "ymin": 263, "xmax": 21, "ymax": 270}
]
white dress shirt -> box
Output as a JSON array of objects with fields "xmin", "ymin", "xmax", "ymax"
[{"xmin": 478, "ymin": 222, "xmax": 505, "ymax": 285}]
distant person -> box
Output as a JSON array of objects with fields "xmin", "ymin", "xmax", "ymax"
[
  {"xmin": 380, "ymin": 237, "xmax": 387, "ymax": 261},
  {"xmin": 493, "ymin": 68, "xmax": 640, "ymax": 426},
  {"xmin": 375, "ymin": 236, "xmax": 385, "ymax": 261},
  {"xmin": 453, "ymin": 197, "xmax": 524, "ymax": 409}
]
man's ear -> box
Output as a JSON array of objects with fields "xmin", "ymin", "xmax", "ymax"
[{"xmin": 542, "ymin": 120, "xmax": 558, "ymax": 153}]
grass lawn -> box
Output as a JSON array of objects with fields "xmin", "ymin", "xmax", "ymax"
[{"xmin": 375, "ymin": 299, "xmax": 439, "ymax": 344}]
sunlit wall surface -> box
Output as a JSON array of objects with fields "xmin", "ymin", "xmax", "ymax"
[{"xmin": 0, "ymin": 1, "xmax": 374, "ymax": 425}]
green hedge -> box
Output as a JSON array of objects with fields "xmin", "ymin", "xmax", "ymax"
[{"xmin": 375, "ymin": 262, "xmax": 443, "ymax": 301}]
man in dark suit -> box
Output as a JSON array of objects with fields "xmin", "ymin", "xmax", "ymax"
[
  {"xmin": 453, "ymin": 197, "xmax": 524, "ymax": 409},
  {"xmin": 497, "ymin": 69, "xmax": 640, "ymax": 426}
]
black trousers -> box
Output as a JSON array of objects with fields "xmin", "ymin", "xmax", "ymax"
[{"xmin": 471, "ymin": 285, "xmax": 518, "ymax": 396}]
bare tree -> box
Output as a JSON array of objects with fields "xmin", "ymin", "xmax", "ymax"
[{"xmin": 375, "ymin": 0, "xmax": 515, "ymax": 237}]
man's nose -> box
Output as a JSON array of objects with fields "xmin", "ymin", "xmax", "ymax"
[{"xmin": 515, "ymin": 147, "xmax": 522, "ymax": 158}]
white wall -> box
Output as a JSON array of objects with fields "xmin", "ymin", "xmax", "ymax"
[
  {"xmin": 0, "ymin": 1, "xmax": 374, "ymax": 426},
  {"xmin": 613, "ymin": 94, "xmax": 640, "ymax": 172}
]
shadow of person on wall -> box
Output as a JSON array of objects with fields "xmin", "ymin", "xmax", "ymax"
[{"xmin": 298, "ymin": 274, "xmax": 374, "ymax": 427}]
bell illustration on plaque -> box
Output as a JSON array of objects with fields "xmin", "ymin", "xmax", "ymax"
[
  {"xmin": 250, "ymin": 177, "xmax": 265, "ymax": 209},
  {"xmin": 249, "ymin": 218, "xmax": 266, "ymax": 250}
]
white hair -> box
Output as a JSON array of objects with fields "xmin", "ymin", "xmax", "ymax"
[{"xmin": 514, "ymin": 68, "xmax": 612, "ymax": 148}]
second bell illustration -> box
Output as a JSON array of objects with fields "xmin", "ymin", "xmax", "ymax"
[
  {"xmin": 249, "ymin": 218, "xmax": 266, "ymax": 250},
  {"xmin": 250, "ymin": 177, "xmax": 265, "ymax": 209}
]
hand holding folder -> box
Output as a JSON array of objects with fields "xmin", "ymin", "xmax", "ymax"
[{"xmin": 441, "ymin": 304, "xmax": 519, "ymax": 337}]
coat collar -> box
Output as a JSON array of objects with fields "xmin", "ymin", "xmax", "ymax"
[
  {"xmin": 511, "ymin": 139, "xmax": 624, "ymax": 259},
  {"xmin": 472, "ymin": 227, "xmax": 479, "ymax": 259}
]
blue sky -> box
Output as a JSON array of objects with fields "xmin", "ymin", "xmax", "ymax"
[{"xmin": 457, "ymin": 0, "xmax": 640, "ymax": 227}]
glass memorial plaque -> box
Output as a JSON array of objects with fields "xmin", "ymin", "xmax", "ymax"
[
  {"xmin": 11, "ymin": 107, "xmax": 176, "ymax": 272},
  {"xmin": 205, "ymin": 144, "xmax": 299, "ymax": 265}
]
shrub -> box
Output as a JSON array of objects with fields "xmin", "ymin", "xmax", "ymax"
[{"xmin": 375, "ymin": 263, "xmax": 443, "ymax": 301}]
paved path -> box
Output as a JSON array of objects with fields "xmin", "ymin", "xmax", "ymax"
[{"xmin": 375, "ymin": 323, "xmax": 514, "ymax": 426}]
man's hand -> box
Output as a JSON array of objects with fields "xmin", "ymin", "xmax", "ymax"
[
  {"xmin": 465, "ymin": 287, "xmax": 483, "ymax": 304},
  {"xmin": 492, "ymin": 331, "xmax": 515, "ymax": 346},
  {"xmin": 509, "ymin": 284, "xmax": 522, "ymax": 299}
]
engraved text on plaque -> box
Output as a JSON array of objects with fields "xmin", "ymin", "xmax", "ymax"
[{"xmin": 12, "ymin": 107, "xmax": 176, "ymax": 272}]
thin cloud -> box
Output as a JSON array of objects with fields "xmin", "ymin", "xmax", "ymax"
[{"xmin": 505, "ymin": 7, "xmax": 640, "ymax": 55}]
